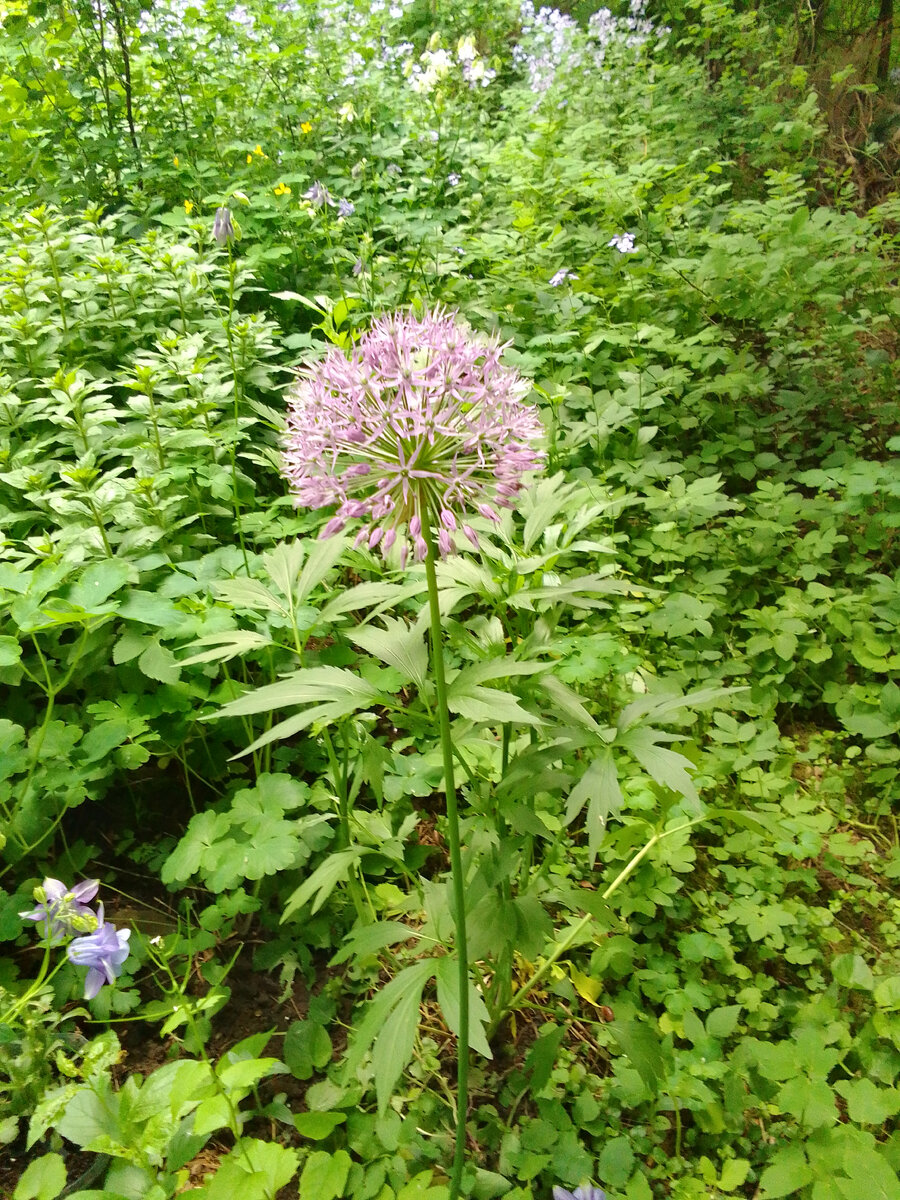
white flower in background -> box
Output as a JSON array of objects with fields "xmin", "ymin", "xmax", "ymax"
[
  {"xmin": 608, "ymin": 232, "xmax": 638, "ymax": 253},
  {"xmin": 339, "ymin": 100, "xmax": 357, "ymax": 123},
  {"xmin": 457, "ymin": 34, "xmax": 477, "ymax": 64}
]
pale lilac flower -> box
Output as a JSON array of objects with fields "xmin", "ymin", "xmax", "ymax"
[
  {"xmin": 282, "ymin": 307, "xmax": 544, "ymax": 562},
  {"xmin": 212, "ymin": 207, "xmax": 235, "ymax": 245},
  {"xmin": 608, "ymin": 231, "xmax": 638, "ymax": 253},
  {"xmin": 304, "ymin": 181, "xmax": 335, "ymax": 208},
  {"xmin": 447, "ymin": 172, "xmax": 461, "ymax": 187},
  {"xmin": 338, "ymin": 198, "xmax": 356, "ymax": 217},
  {"xmin": 21, "ymin": 878, "xmax": 100, "ymax": 942},
  {"xmin": 550, "ymin": 268, "xmax": 578, "ymax": 286},
  {"xmin": 67, "ymin": 904, "xmax": 131, "ymax": 1000},
  {"xmin": 553, "ymin": 1188, "xmax": 606, "ymax": 1200}
]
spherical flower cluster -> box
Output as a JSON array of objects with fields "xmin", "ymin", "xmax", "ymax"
[{"xmin": 282, "ymin": 308, "xmax": 545, "ymax": 565}]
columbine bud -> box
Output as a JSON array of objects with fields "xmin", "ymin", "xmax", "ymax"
[{"xmin": 212, "ymin": 207, "xmax": 235, "ymax": 245}]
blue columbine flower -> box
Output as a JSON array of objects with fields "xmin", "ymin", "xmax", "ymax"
[
  {"xmin": 21, "ymin": 878, "xmax": 100, "ymax": 942},
  {"xmin": 304, "ymin": 181, "xmax": 336, "ymax": 209},
  {"xmin": 338, "ymin": 198, "xmax": 355, "ymax": 217},
  {"xmin": 550, "ymin": 267, "xmax": 578, "ymax": 286},
  {"xmin": 553, "ymin": 1188, "xmax": 607, "ymax": 1200},
  {"xmin": 67, "ymin": 904, "xmax": 131, "ymax": 999}
]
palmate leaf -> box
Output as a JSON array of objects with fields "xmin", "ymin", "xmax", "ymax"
[
  {"xmin": 319, "ymin": 578, "xmax": 427, "ymax": 624},
  {"xmin": 282, "ymin": 848, "xmax": 369, "ymax": 919},
  {"xmin": 350, "ymin": 613, "xmax": 429, "ymax": 691},
  {"xmin": 565, "ymin": 749, "xmax": 624, "ymax": 865},
  {"xmin": 448, "ymin": 660, "xmax": 546, "ymax": 726},
  {"xmin": 509, "ymin": 571, "xmax": 633, "ymax": 613},
  {"xmin": 341, "ymin": 960, "xmax": 436, "ymax": 1116},
  {"xmin": 213, "ymin": 665, "xmax": 387, "ymax": 718},
  {"xmin": 617, "ymin": 725, "xmax": 699, "ymax": 807},
  {"xmin": 178, "ymin": 629, "xmax": 272, "ymax": 666},
  {"xmin": 434, "ymin": 957, "xmax": 493, "ymax": 1058}
]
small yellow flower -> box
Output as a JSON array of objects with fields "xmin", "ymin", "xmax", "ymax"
[
  {"xmin": 173, "ymin": 155, "xmax": 180, "ymax": 168},
  {"xmin": 254, "ymin": 144, "xmax": 264, "ymax": 157},
  {"xmin": 184, "ymin": 199, "xmax": 193, "ymax": 214},
  {"xmin": 246, "ymin": 153, "xmax": 253, "ymax": 164},
  {"xmin": 273, "ymin": 182, "xmax": 291, "ymax": 196},
  {"xmin": 300, "ymin": 122, "xmax": 313, "ymax": 134}
]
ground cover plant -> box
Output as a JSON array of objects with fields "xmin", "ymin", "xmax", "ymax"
[{"xmin": 1, "ymin": 0, "xmax": 899, "ymax": 1198}]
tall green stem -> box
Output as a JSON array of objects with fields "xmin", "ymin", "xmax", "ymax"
[{"xmin": 422, "ymin": 518, "xmax": 469, "ymax": 1200}]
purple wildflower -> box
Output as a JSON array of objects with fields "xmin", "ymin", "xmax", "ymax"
[
  {"xmin": 304, "ymin": 181, "xmax": 336, "ymax": 209},
  {"xmin": 550, "ymin": 268, "xmax": 578, "ymax": 286},
  {"xmin": 67, "ymin": 904, "xmax": 131, "ymax": 1000},
  {"xmin": 21, "ymin": 878, "xmax": 100, "ymax": 942},
  {"xmin": 447, "ymin": 172, "xmax": 461, "ymax": 187},
  {"xmin": 338, "ymin": 197, "xmax": 356, "ymax": 218},
  {"xmin": 282, "ymin": 307, "xmax": 544, "ymax": 561},
  {"xmin": 608, "ymin": 231, "xmax": 638, "ymax": 253},
  {"xmin": 212, "ymin": 207, "xmax": 235, "ymax": 245},
  {"xmin": 553, "ymin": 1188, "xmax": 606, "ymax": 1200}
]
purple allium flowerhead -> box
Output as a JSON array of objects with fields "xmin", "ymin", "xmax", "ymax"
[
  {"xmin": 553, "ymin": 1188, "xmax": 606, "ymax": 1200},
  {"xmin": 67, "ymin": 904, "xmax": 131, "ymax": 1000},
  {"xmin": 282, "ymin": 307, "xmax": 545, "ymax": 564},
  {"xmin": 21, "ymin": 878, "xmax": 100, "ymax": 943}
]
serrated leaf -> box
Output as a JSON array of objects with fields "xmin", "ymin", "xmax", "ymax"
[
  {"xmin": 434, "ymin": 956, "xmax": 493, "ymax": 1058},
  {"xmin": 351, "ymin": 615, "xmax": 428, "ymax": 690},
  {"xmin": 138, "ymin": 639, "xmax": 181, "ymax": 684},
  {"xmin": 372, "ymin": 969, "xmax": 430, "ymax": 1114},
  {"xmin": 282, "ymin": 848, "xmax": 367, "ymax": 919},
  {"xmin": 178, "ymin": 629, "xmax": 272, "ymax": 666},
  {"xmin": 330, "ymin": 920, "xmax": 418, "ymax": 965}
]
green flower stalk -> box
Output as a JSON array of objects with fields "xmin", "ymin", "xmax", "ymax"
[{"xmin": 282, "ymin": 307, "xmax": 544, "ymax": 1199}]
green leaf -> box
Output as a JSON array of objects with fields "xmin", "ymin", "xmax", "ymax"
[
  {"xmin": 0, "ymin": 635, "xmax": 23, "ymax": 666},
  {"xmin": 67, "ymin": 560, "xmax": 133, "ymax": 609},
  {"xmin": 282, "ymin": 848, "xmax": 367, "ymax": 919},
  {"xmin": 13, "ymin": 1153, "xmax": 67, "ymax": 1200},
  {"xmin": 54, "ymin": 1081, "xmax": 121, "ymax": 1149},
  {"xmin": 138, "ymin": 638, "xmax": 181, "ymax": 685},
  {"xmin": 178, "ymin": 629, "xmax": 272, "ymax": 666},
  {"xmin": 351, "ymin": 615, "xmax": 429, "ymax": 691},
  {"xmin": 372, "ymin": 967, "xmax": 430, "ymax": 1115},
  {"xmin": 330, "ymin": 920, "xmax": 418, "ymax": 965},
  {"xmin": 618, "ymin": 726, "xmax": 698, "ymax": 805},
  {"xmin": 776, "ymin": 1076, "xmax": 837, "ymax": 1128},
  {"xmin": 298, "ymin": 1149, "xmax": 351, "ymax": 1200},
  {"xmin": 834, "ymin": 1078, "xmax": 900, "ymax": 1125},
  {"xmin": 293, "ymin": 1111, "xmax": 347, "ymax": 1140},
  {"xmin": 435, "ymin": 956, "xmax": 493, "ymax": 1058},
  {"xmin": 284, "ymin": 1019, "xmax": 333, "ymax": 1081},
  {"xmin": 758, "ymin": 1146, "xmax": 813, "ymax": 1198},
  {"xmin": 832, "ymin": 954, "xmax": 875, "ymax": 991},
  {"xmin": 598, "ymin": 1135, "xmax": 635, "ymax": 1187},
  {"xmin": 342, "ymin": 960, "xmax": 435, "ymax": 1089},
  {"xmin": 609, "ymin": 1014, "xmax": 666, "ymax": 1094},
  {"xmin": 213, "ymin": 666, "xmax": 386, "ymax": 718},
  {"xmin": 565, "ymin": 750, "xmax": 623, "ymax": 865}
]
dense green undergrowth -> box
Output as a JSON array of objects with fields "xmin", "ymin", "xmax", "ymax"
[{"xmin": 1, "ymin": 1, "xmax": 899, "ymax": 1198}]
